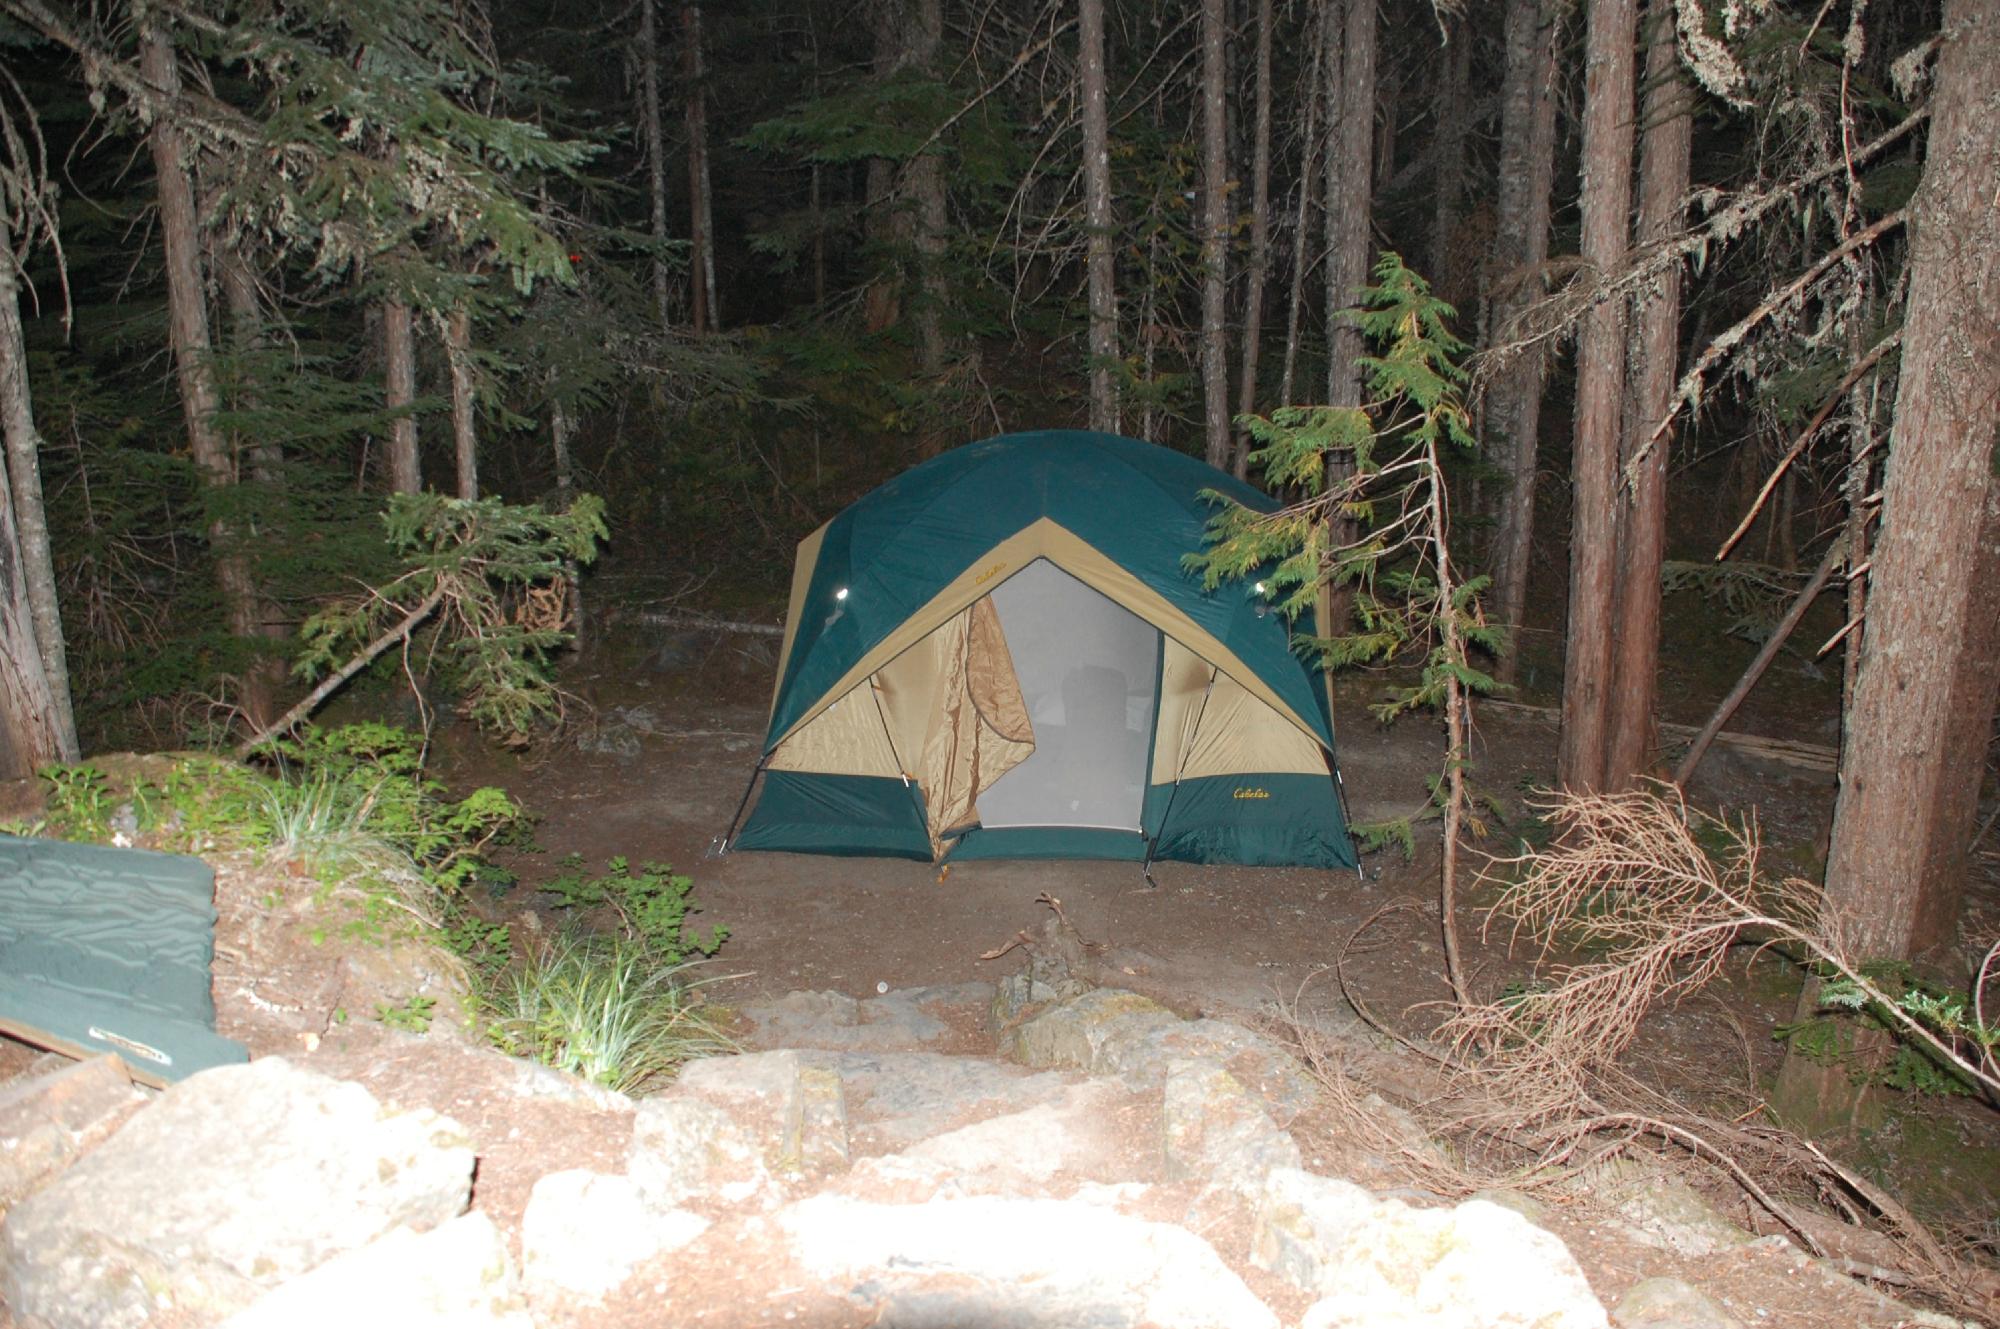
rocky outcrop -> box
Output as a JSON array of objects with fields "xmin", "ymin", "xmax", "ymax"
[
  {"xmin": 0, "ymin": 1055, "xmax": 146, "ymax": 1209},
  {"xmin": 0, "ymin": 1058, "xmax": 472, "ymax": 1328}
]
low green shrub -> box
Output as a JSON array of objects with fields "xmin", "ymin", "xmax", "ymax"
[{"xmin": 541, "ymin": 855, "xmax": 728, "ymax": 966}]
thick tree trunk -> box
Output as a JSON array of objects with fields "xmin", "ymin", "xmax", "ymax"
[
  {"xmin": 638, "ymin": 0, "xmax": 672, "ymax": 325},
  {"xmin": 906, "ymin": 0, "xmax": 947, "ymax": 377},
  {"xmin": 1323, "ymin": 0, "xmax": 1376, "ymax": 411},
  {"xmin": 1427, "ymin": 19, "xmax": 1473, "ymax": 303},
  {"xmin": 1079, "ymin": 0, "xmax": 1120, "ymax": 433},
  {"xmin": 1485, "ymin": 0, "xmax": 1560, "ymax": 683},
  {"xmin": 1557, "ymin": 0, "xmax": 1638, "ymax": 794},
  {"xmin": 1197, "ymin": 0, "xmax": 1230, "ymax": 469},
  {"xmin": 141, "ymin": 16, "xmax": 273, "ymax": 728},
  {"xmin": 1231, "ymin": 0, "xmax": 1274, "ymax": 476},
  {"xmin": 445, "ymin": 305, "xmax": 479, "ymax": 500},
  {"xmin": 381, "ymin": 297, "xmax": 421, "ymax": 494},
  {"xmin": 1277, "ymin": 13, "xmax": 1323, "ymax": 409},
  {"xmin": 1818, "ymin": 0, "xmax": 2000, "ymax": 961},
  {"xmin": 1603, "ymin": 1, "xmax": 1691, "ymax": 788},
  {"xmin": 682, "ymin": 3, "xmax": 718, "ymax": 333},
  {"xmin": 0, "ymin": 213, "xmax": 75, "ymax": 765}
]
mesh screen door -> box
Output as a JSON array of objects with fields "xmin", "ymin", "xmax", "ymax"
[{"xmin": 975, "ymin": 559, "xmax": 1159, "ymax": 830}]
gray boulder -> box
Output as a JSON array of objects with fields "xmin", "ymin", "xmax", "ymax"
[
  {"xmin": 219, "ymin": 1212, "xmax": 529, "ymax": 1329},
  {"xmin": 780, "ymin": 1192, "xmax": 1280, "ymax": 1329},
  {"xmin": 627, "ymin": 1096, "xmax": 772, "ymax": 1208},
  {"xmin": 825, "ymin": 1050, "xmax": 1074, "ymax": 1148},
  {"xmin": 0, "ymin": 1057, "xmax": 472, "ymax": 1329},
  {"xmin": 521, "ymin": 1170, "xmax": 709, "ymax": 1303},
  {"xmin": 676, "ymin": 1049, "xmax": 849, "ymax": 1175},
  {"xmin": 1611, "ymin": 1276, "xmax": 1743, "ymax": 1329},
  {"xmin": 1162, "ymin": 1057, "xmax": 1302, "ymax": 1199},
  {"xmin": 0, "ymin": 1054, "xmax": 146, "ymax": 1209},
  {"xmin": 739, "ymin": 983, "xmax": 994, "ymax": 1053}
]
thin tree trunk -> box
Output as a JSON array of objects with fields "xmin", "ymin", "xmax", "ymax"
[
  {"xmin": 1604, "ymin": 0, "xmax": 1691, "ymax": 788},
  {"xmin": 1817, "ymin": 0, "xmax": 2000, "ymax": 961},
  {"xmin": 382, "ymin": 297, "xmax": 421, "ymax": 493},
  {"xmin": 1557, "ymin": 0, "xmax": 1638, "ymax": 794},
  {"xmin": 1277, "ymin": 13, "xmax": 1323, "ymax": 409},
  {"xmin": 682, "ymin": 3, "xmax": 717, "ymax": 333},
  {"xmin": 1231, "ymin": 0, "xmax": 1274, "ymax": 475},
  {"xmin": 141, "ymin": 16, "xmax": 273, "ymax": 728},
  {"xmin": 0, "ymin": 212, "xmax": 74, "ymax": 764},
  {"xmin": 638, "ymin": 0, "xmax": 672, "ymax": 325},
  {"xmin": 445, "ymin": 305, "xmax": 478, "ymax": 500},
  {"xmin": 1197, "ymin": 0, "xmax": 1231, "ymax": 469},
  {"xmin": 906, "ymin": 0, "xmax": 947, "ymax": 377},
  {"xmin": 1079, "ymin": 0, "xmax": 1120, "ymax": 433},
  {"xmin": 1485, "ymin": 0, "xmax": 1559, "ymax": 683},
  {"xmin": 550, "ymin": 384, "xmax": 584, "ymax": 650}
]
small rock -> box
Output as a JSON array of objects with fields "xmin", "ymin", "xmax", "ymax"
[
  {"xmin": 507, "ymin": 1057, "xmax": 634, "ymax": 1112},
  {"xmin": 781, "ymin": 1193, "xmax": 1279, "ymax": 1329},
  {"xmin": 1579, "ymin": 1160, "xmax": 1754, "ymax": 1257},
  {"xmin": 0, "ymin": 1058, "xmax": 473, "ymax": 1329},
  {"xmin": 990, "ymin": 972, "xmax": 1061, "ymax": 1026},
  {"xmin": 0, "ymin": 1054, "xmax": 146, "ymax": 1208},
  {"xmin": 220, "ymin": 1213, "xmax": 530, "ymax": 1328},
  {"xmin": 522, "ymin": 1170, "xmax": 709, "ymax": 1303},
  {"xmin": 627, "ymin": 1096, "xmax": 771, "ymax": 1207},
  {"xmin": 1611, "ymin": 1276, "xmax": 1743, "ymax": 1329},
  {"xmin": 1162, "ymin": 1057, "xmax": 1302, "ymax": 1199}
]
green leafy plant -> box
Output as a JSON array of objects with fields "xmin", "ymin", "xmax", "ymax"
[
  {"xmin": 1777, "ymin": 958, "xmax": 1996, "ymax": 1097},
  {"xmin": 38, "ymin": 765, "xmax": 115, "ymax": 841},
  {"xmin": 486, "ymin": 935, "xmax": 732, "ymax": 1094},
  {"xmin": 541, "ymin": 855, "xmax": 729, "ymax": 965},
  {"xmin": 375, "ymin": 994, "xmax": 438, "ymax": 1034}
]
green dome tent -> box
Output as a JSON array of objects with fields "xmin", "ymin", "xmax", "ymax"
[{"xmin": 727, "ymin": 430, "xmax": 1357, "ymax": 871}]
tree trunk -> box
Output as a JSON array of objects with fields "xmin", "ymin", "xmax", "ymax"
[
  {"xmin": 1323, "ymin": 0, "xmax": 1376, "ymax": 411},
  {"xmin": 1557, "ymin": 0, "xmax": 1638, "ymax": 794},
  {"xmin": 1079, "ymin": 0, "xmax": 1120, "ymax": 433},
  {"xmin": 381, "ymin": 297, "xmax": 421, "ymax": 494},
  {"xmin": 1484, "ymin": 0, "xmax": 1560, "ymax": 683},
  {"xmin": 550, "ymin": 383, "xmax": 584, "ymax": 650},
  {"xmin": 1277, "ymin": 12, "xmax": 1323, "ymax": 409},
  {"xmin": 1197, "ymin": 0, "xmax": 1230, "ymax": 469},
  {"xmin": 1817, "ymin": 0, "xmax": 2000, "ymax": 962},
  {"xmin": 1427, "ymin": 18, "xmax": 1473, "ymax": 303},
  {"xmin": 682, "ymin": 3, "xmax": 718, "ymax": 333},
  {"xmin": 1231, "ymin": 0, "xmax": 1274, "ymax": 476},
  {"xmin": 141, "ymin": 15, "xmax": 273, "ymax": 728},
  {"xmin": 445, "ymin": 305, "xmax": 479, "ymax": 500},
  {"xmin": 1603, "ymin": 0, "xmax": 1691, "ymax": 788},
  {"xmin": 638, "ymin": 0, "xmax": 672, "ymax": 325},
  {"xmin": 906, "ymin": 0, "xmax": 947, "ymax": 378},
  {"xmin": 0, "ymin": 211, "xmax": 75, "ymax": 765}
]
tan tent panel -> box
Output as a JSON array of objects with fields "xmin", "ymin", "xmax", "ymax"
[
  {"xmin": 769, "ymin": 521, "xmax": 830, "ymax": 715},
  {"xmin": 1152, "ymin": 637, "xmax": 1328, "ymax": 784},
  {"xmin": 777, "ymin": 518, "xmax": 1323, "ymax": 753}
]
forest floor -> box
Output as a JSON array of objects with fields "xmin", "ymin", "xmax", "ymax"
[{"xmin": 432, "ymin": 603, "xmax": 2000, "ymax": 1318}]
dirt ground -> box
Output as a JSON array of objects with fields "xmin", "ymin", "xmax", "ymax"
[{"xmin": 441, "ymin": 617, "xmax": 2000, "ymax": 1262}]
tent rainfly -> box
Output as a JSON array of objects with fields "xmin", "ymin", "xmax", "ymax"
[{"xmin": 726, "ymin": 430, "xmax": 1357, "ymax": 871}]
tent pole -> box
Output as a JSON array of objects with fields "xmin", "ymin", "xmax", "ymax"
[
  {"xmin": 1142, "ymin": 666, "xmax": 1219, "ymax": 889},
  {"xmin": 712, "ymin": 754, "xmax": 770, "ymax": 858}
]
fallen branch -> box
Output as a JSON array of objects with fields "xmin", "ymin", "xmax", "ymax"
[
  {"xmin": 634, "ymin": 610, "xmax": 783, "ymax": 637},
  {"xmin": 237, "ymin": 584, "xmax": 448, "ymax": 757}
]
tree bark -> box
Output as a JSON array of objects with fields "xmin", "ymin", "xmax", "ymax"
[
  {"xmin": 1427, "ymin": 17, "xmax": 1474, "ymax": 304},
  {"xmin": 906, "ymin": 0, "xmax": 947, "ymax": 377},
  {"xmin": 1323, "ymin": 0, "xmax": 1377, "ymax": 411},
  {"xmin": 1277, "ymin": 12, "xmax": 1323, "ymax": 409},
  {"xmin": 0, "ymin": 212, "xmax": 74, "ymax": 766},
  {"xmin": 1557, "ymin": 0, "xmax": 1638, "ymax": 794},
  {"xmin": 549, "ymin": 383, "xmax": 584, "ymax": 650},
  {"xmin": 1197, "ymin": 0, "xmax": 1231, "ymax": 469},
  {"xmin": 638, "ymin": 0, "xmax": 672, "ymax": 326},
  {"xmin": 141, "ymin": 15, "xmax": 273, "ymax": 728},
  {"xmin": 682, "ymin": 3, "xmax": 718, "ymax": 333},
  {"xmin": 1817, "ymin": 0, "xmax": 2000, "ymax": 961},
  {"xmin": 1079, "ymin": 0, "xmax": 1120, "ymax": 433},
  {"xmin": 445, "ymin": 305, "xmax": 478, "ymax": 500},
  {"xmin": 1231, "ymin": 0, "xmax": 1274, "ymax": 476},
  {"xmin": 1604, "ymin": 0, "xmax": 1691, "ymax": 788},
  {"xmin": 1484, "ymin": 0, "xmax": 1559, "ymax": 683},
  {"xmin": 381, "ymin": 297, "xmax": 421, "ymax": 494}
]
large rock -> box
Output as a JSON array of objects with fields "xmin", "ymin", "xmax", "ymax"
[
  {"xmin": 826, "ymin": 1050, "xmax": 1074, "ymax": 1148},
  {"xmin": 1293, "ymin": 1195, "xmax": 1608, "ymax": 1329},
  {"xmin": 1251, "ymin": 1166, "xmax": 1379, "ymax": 1292},
  {"xmin": 780, "ymin": 1193, "xmax": 1279, "ymax": 1329},
  {"xmin": 1576, "ymin": 1160, "xmax": 1754, "ymax": 1257},
  {"xmin": 627, "ymin": 1096, "xmax": 771, "ymax": 1208},
  {"xmin": 1004, "ymin": 988, "xmax": 1314, "ymax": 1112},
  {"xmin": 1162, "ymin": 1057, "xmax": 1302, "ymax": 1199},
  {"xmin": 676, "ymin": 1049, "xmax": 848, "ymax": 1175},
  {"xmin": 1611, "ymin": 1277, "xmax": 1743, "ymax": 1329},
  {"xmin": 860, "ymin": 1081, "xmax": 1129, "ymax": 1197},
  {"xmin": 0, "ymin": 1055, "xmax": 147, "ymax": 1208},
  {"xmin": 521, "ymin": 1170, "xmax": 709, "ymax": 1303},
  {"xmin": 739, "ymin": 983, "xmax": 994, "ymax": 1053},
  {"xmin": 0, "ymin": 1058, "xmax": 472, "ymax": 1329},
  {"xmin": 220, "ymin": 1213, "xmax": 529, "ymax": 1329}
]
